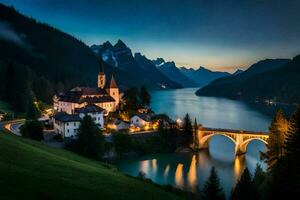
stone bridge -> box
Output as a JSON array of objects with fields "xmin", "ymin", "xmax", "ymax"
[{"xmin": 197, "ymin": 127, "xmax": 269, "ymax": 155}]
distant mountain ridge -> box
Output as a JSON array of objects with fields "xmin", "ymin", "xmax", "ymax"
[
  {"xmin": 196, "ymin": 57, "xmax": 300, "ymax": 103},
  {"xmin": 153, "ymin": 58, "xmax": 196, "ymax": 88},
  {"xmin": 180, "ymin": 66, "xmax": 230, "ymax": 88}
]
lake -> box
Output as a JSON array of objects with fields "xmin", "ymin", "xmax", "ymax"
[{"xmin": 117, "ymin": 88, "xmax": 293, "ymax": 197}]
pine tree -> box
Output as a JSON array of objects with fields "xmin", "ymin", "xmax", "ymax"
[
  {"xmin": 285, "ymin": 106, "xmax": 300, "ymax": 163},
  {"xmin": 261, "ymin": 109, "xmax": 288, "ymax": 170},
  {"xmin": 230, "ymin": 168, "xmax": 254, "ymax": 200},
  {"xmin": 20, "ymin": 120, "xmax": 44, "ymax": 141},
  {"xmin": 253, "ymin": 164, "xmax": 266, "ymax": 200},
  {"xmin": 124, "ymin": 87, "xmax": 139, "ymax": 110},
  {"xmin": 139, "ymin": 85, "xmax": 151, "ymax": 107},
  {"xmin": 281, "ymin": 106, "xmax": 300, "ymax": 196},
  {"xmin": 201, "ymin": 167, "xmax": 225, "ymax": 200},
  {"xmin": 183, "ymin": 113, "xmax": 193, "ymax": 147},
  {"xmin": 26, "ymin": 92, "xmax": 41, "ymax": 120},
  {"xmin": 77, "ymin": 115, "xmax": 104, "ymax": 158},
  {"xmin": 193, "ymin": 118, "xmax": 199, "ymax": 149}
]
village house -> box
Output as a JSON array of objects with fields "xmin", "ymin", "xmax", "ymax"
[
  {"xmin": 130, "ymin": 113, "xmax": 152, "ymax": 129},
  {"xmin": 53, "ymin": 104, "xmax": 105, "ymax": 138}
]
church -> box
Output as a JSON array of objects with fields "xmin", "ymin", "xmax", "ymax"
[
  {"xmin": 52, "ymin": 63, "xmax": 121, "ymax": 137},
  {"xmin": 53, "ymin": 63, "xmax": 120, "ymax": 115}
]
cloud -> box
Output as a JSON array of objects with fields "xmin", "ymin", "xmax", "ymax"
[{"xmin": 0, "ymin": 20, "xmax": 28, "ymax": 48}]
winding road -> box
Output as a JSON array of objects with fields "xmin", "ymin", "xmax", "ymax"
[{"xmin": 0, "ymin": 119, "xmax": 25, "ymax": 135}]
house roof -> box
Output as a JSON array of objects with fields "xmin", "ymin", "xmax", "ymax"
[
  {"xmin": 75, "ymin": 104, "xmax": 105, "ymax": 114},
  {"xmin": 132, "ymin": 113, "xmax": 152, "ymax": 122},
  {"xmin": 57, "ymin": 88, "xmax": 114, "ymax": 104},
  {"xmin": 79, "ymin": 96, "xmax": 115, "ymax": 104},
  {"xmin": 53, "ymin": 112, "xmax": 81, "ymax": 122}
]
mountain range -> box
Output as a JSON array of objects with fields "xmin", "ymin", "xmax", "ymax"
[
  {"xmin": 91, "ymin": 41, "xmax": 181, "ymax": 89},
  {"xmin": 196, "ymin": 58, "xmax": 300, "ymax": 103},
  {"xmin": 180, "ymin": 66, "xmax": 230, "ymax": 88}
]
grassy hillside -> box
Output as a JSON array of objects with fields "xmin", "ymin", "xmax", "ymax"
[{"xmin": 0, "ymin": 132, "xmax": 182, "ymax": 200}]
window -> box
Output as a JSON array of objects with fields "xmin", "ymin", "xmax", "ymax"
[
  {"xmin": 67, "ymin": 122, "xmax": 69, "ymax": 126},
  {"xmin": 74, "ymin": 122, "xmax": 76, "ymax": 126},
  {"xmin": 67, "ymin": 129, "xmax": 69, "ymax": 133}
]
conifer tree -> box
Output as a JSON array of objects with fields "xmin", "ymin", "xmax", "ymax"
[
  {"xmin": 285, "ymin": 106, "xmax": 300, "ymax": 163},
  {"xmin": 230, "ymin": 168, "xmax": 254, "ymax": 200},
  {"xmin": 253, "ymin": 164, "xmax": 266, "ymax": 200},
  {"xmin": 281, "ymin": 106, "xmax": 300, "ymax": 196},
  {"xmin": 201, "ymin": 167, "xmax": 225, "ymax": 200},
  {"xmin": 183, "ymin": 113, "xmax": 193, "ymax": 147},
  {"xmin": 77, "ymin": 115, "xmax": 104, "ymax": 158},
  {"xmin": 261, "ymin": 109, "xmax": 288, "ymax": 170},
  {"xmin": 193, "ymin": 118, "xmax": 199, "ymax": 149},
  {"xmin": 139, "ymin": 85, "xmax": 151, "ymax": 107}
]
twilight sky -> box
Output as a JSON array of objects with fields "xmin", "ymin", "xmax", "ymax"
[{"xmin": 1, "ymin": 0, "xmax": 300, "ymax": 72}]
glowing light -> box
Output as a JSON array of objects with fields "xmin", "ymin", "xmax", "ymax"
[
  {"xmin": 151, "ymin": 159, "xmax": 157, "ymax": 172},
  {"xmin": 175, "ymin": 163, "xmax": 184, "ymax": 188},
  {"xmin": 164, "ymin": 164, "xmax": 170, "ymax": 176},
  {"xmin": 140, "ymin": 160, "xmax": 149, "ymax": 175},
  {"xmin": 187, "ymin": 155, "xmax": 197, "ymax": 191},
  {"xmin": 144, "ymin": 125, "xmax": 150, "ymax": 131},
  {"xmin": 176, "ymin": 118, "xmax": 182, "ymax": 127}
]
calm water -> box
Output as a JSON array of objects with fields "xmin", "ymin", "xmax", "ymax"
[{"xmin": 117, "ymin": 88, "xmax": 293, "ymax": 197}]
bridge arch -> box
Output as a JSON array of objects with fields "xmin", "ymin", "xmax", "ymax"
[
  {"xmin": 238, "ymin": 138, "xmax": 267, "ymax": 154},
  {"xmin": 197, "ymin": 127, "xmax": 269, "ymax": 156},
  {"xmin": 199, "ymin": 132, "xmax": 236, "ymax": 150}
]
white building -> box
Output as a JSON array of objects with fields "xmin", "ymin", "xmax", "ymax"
[
  {"xmin": 130, "ymin": 113, "xmax": 152, "ymax": 128},
  {"xmin": 53, "ymin": 104, "xmax": 105, "ymax": 138},
  {"xmin": 53, "ymin": 62, "xmax": 121, "ymax": 115},
  {"xmin": 75, "ymin": 104, "xmax": 105, "ymax": 129},
  {"xmin": 53, "ymin": 112, "xmax": 81, "ymax": 138}
]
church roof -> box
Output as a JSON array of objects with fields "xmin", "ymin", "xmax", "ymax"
[
  {"xmin": 71, "ymin": 87, "xmax": 108, "ymax": 95},
  {"xmin": 109, "ymin": 75, "xmax": 118, "ymax": 88},
  {"xmin": 57, "ymin": 87, "xmax": 114, "ymax": 104},
  {"xmin": 75, "ymin": 104, "xmax": 105, "ymax": 114},
  {"xmin": 79, "ymin": 96, "xmax": 116, "ymax": 104}
]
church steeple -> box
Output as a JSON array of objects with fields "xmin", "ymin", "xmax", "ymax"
[
  {"xmin": 98, "ymin": 61, "xmax": 106, "ymax": 89},
  {"xmin": 109, "ymin": 75, "xmax": 118, "ymax": 88}
]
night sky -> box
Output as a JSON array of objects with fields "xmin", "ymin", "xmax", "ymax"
[{"xmin": 1, "ymin": 0, "xmax": 300, "ymax": 72}]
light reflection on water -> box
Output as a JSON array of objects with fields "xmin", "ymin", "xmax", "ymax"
[
  {"xmin": 117, "ymin": 136, "xmax": 266, "ymax": 197},
  {"xmin": 116, "ymin": 88, "xmax": 291, "ymax": 197}
]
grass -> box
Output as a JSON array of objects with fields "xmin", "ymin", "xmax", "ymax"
[{"xmin": 0, "ymin": 132, "xmax": 183, "ymax": 200}]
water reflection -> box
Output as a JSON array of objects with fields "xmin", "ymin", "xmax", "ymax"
[
  {"xmin": 118, "ymin": 88, "xmax": 274, "ymax": 196},
  {"xmin": 233, "ymin": 155, "xmax": 245, "ymax": 183},
  {"xmin": 187, "ymin": 155, "xmax": 197, "ymax": 191},
  {"xmin": 175, "ymin": 163, "xmax": 184, "ymax": 188},
  {"xmin": 118, "ymin": 137, "xmax": 266, "ymax": 197},
  {"xmin": 164, "ymin": 164, "xmax": 170, "ymax": 176}
]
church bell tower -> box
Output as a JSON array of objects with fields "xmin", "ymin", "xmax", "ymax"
[{"xmin": 98, "ymin": 62, "xmax": 106, "ymax": 89}]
